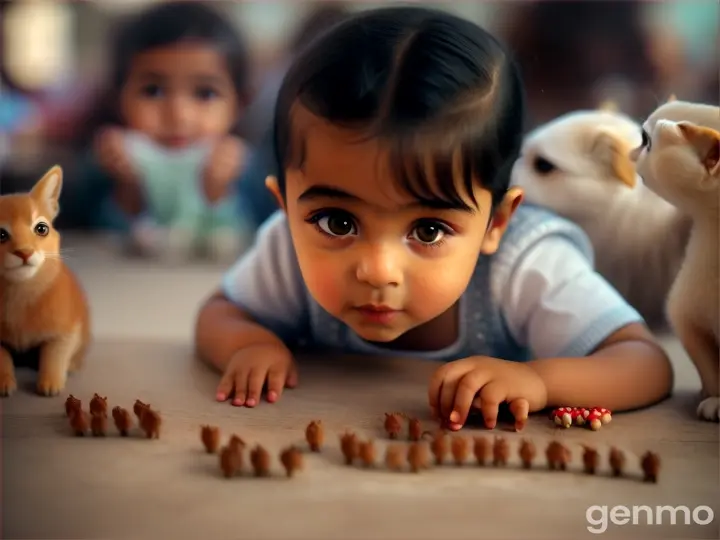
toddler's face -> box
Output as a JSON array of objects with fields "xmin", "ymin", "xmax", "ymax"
[
  {"xmin": 119, "ymin": 42, "xmax": 239, "ymax": 149},
  {"xmin": 275, "ymin": 118, "xmax": 515, "ymax": 343}
]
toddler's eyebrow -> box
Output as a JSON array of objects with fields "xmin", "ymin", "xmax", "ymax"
[{"xmin": 298, "ymin": 184, "xmax": 475, "ymax": 213}]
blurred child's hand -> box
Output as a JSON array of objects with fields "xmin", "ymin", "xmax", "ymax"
[
  {"xmin": 216, "ymin": 343, "xmax": 297, "ymax": 407},
  {"xmin": 428, "ymin": 356, "xmax": 547, "ymax": 431},
  {"xmin": 203, "ymin": 135, "xmax": 247, "ymax": 203},
  {"xmin": 94, "ymin": 127, "xmax": 137, "ymax": 184}
]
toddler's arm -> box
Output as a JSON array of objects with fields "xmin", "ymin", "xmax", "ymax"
[{"xmin": 503, "ymin": 237, "xmax": 673, "ymax": 410}]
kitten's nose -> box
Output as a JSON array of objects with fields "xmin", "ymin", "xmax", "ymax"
[{"xmin": 13, "ymin": 249, "xmax": 34, "ymax": 263}]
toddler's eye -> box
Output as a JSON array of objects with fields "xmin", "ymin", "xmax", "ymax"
[
  {"xmin": 141, "ymin": 84, "xmax": 163, "ymax": 98},
  {"xmin": 195, "ymin": 86, "xmax": 218, "ymax": 101},
  {"xmin": 0, "ymin": 228, "xmax": 9, "ymax": 243},
  {"xmin": 34, "ymin": 222, "xmax": 49, "ymax": 236},
  {"xmin": 410, "ymin": 221, "xmax": 448, "ymax": 245},
  {"xmin": 314, "ymin": 211, "xmax": 357, "ymax": 237}
]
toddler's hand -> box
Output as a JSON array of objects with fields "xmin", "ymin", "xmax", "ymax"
[
  {"xmin": 94, "ymin": 127, "xmax": 137, "ymax": 184},
  {"xmin": 203, "ymin": 135, "xmax": 247, "ymax": 202},
  {"xmin": 216, "ymin": 343, "xmax": 297, "ymax": 407},
  {"xmin": 428, "ymin": 356, "xmax": 547, "ymax": 431}
]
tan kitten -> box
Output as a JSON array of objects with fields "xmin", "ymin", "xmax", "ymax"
[
  {"xmin": 0, "ymin": 166, "xmax": 91, "ymax": 396},
  {"xmin": 635, "ymin": 120, "xmax": 719, "ymax": 422},
  {"xmin": 511, "ymin": 103, "xmax": 690, "ymax": 328}
]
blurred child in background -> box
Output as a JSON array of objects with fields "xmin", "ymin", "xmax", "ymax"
[{"xmin": 65, "ymin": 1, "xmax": 258, "ymax": 257}]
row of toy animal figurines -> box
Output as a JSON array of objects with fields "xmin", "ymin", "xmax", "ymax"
[{"xmin": 1, "ymin": 96, "xmax": 718, "ymax": 423}]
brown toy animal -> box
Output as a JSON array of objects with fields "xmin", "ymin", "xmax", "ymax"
[
  {"xmin": 70, "ymin": 409, "xmax": 89, "ymax": 436},
  {"xmin": 358, "ymin": 440, "xmax": 376, "ymax": 467},
  {"xmin": 0, "ymin": 166, "xmax": 91, "ymax": 397},
  {"xmin": 219, "ymin": 444, "xmax": 242, "ymax": 478},
  {"xmin": 546, "ymin": 441, "xmax": 570, "ymax": 471},
  {"xmin": 609, "ymin": 447, "xmax": 625, "ymax": 477},
  {"xmin": 228, "ymin": 434, "xmax": 245, "ymax": 451},
  {"xmin": 65, "ymin": 395, "xmax": 81, "ymax": 417},
  {"xmin": 473, "ymin": 436, "xmax": 490, "ymax": 466},
  {"xmin": 408, "ymin": 418, "xmax": 422, "ymax": 441},
  {"xmin": 582, "ymin": 445, "xmax": 599, "ymax": 475},
  {"xmin": 451, "ymin": 435, "xmax": 469, "ymax": 465},
  {"xmin": 384, "ymin": 413, "xmax": 403, "ymax": 439},
  {"xmin": 518, "ymin": 439, "xmax": 535, "ymax": 469},
  {"xmin": 201, "ymin": 425, "xmax": 220, "ymax": 453},
  {"xmin": 340, "ymin": 431, "xmax": 359, "ymax": 465},
  {"xmin": 430, "ymin": 430, "xmax": 448, "ymax": 465},
  {"xmin": 251, "ymin": 445, "xmax": 271, "ymax": 477},
  {"xmin": 641, "ymin": 451, "xmax": 660, "ymax": 483},
  {"xmin": 305, "ymin": 420, "xmax": 324, "ymax": 452},
  {"xmin": 493, "ymin": 436, "xmax": 510, "ymax": 467},
  {"xmin": 139, "ymin": 407, "xmax": 161, "ymax": 439},
  {"xmin": 112, "ymin": 406, "xmax": 132, "ymax": 436},
  {"xmin": 90, "ymin": 412, "xmax": 107, "ymax": 437},
  {"xmin": 280, "ymin": 446, "xmax": 304, "ymax": 478},
  {"xmin": 89, "ymin": 393, "xmax": 107, "ymax": 416},
  {"xmin": 385, "ymin": 444, "xmax": 406, "ymax": 471},
  {"xmin": 408, "ymin": 442, "xmax": 430, "ymax": 473},
  {"xmin": 133, "ymin": 399, "xmax": 149, "ymax": 421}
]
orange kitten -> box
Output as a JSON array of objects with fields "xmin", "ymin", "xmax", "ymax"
[
  {"xmin": 635, "ymin": 120, "xmax": 719, "ymax": 422},
  {"xmin": 0, "ymin": 166, "xmax": 91, "ymax": 396}
]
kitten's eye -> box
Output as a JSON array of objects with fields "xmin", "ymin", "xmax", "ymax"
[
  {"xmin": 0, "ymin": 228, "xmax": 9, "ymax": 243},
  {"xmin": 34, "ymin": 222, "xmax": 49, "ymax": 237},
  {"xmin": 641, "ymin": 129, "xmax": 652, "ymax": 151},
  {"xmin": 533, "ymin": 156, "xmax": 557, "ymax": 175}
]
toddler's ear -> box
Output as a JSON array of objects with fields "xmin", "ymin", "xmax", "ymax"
[
  {"xmin": 480, "ymin": 187, "xmax": 523, "ymax": 255},
  {"xmin": 265, "ymin": 176, "xmax": 286, "ymax": 212}
]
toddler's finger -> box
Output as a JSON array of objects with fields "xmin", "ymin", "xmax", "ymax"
[
  {"xmin": 509, "ymin": 398, "xmax": 530, "ymax": 431},
  {"xmin": 450, "ymin": 372, "xmax": 488, "ymax": 426},
  {"xmin": 285, "ymin": 363, "xmax": 299, "ymax": 388},
  {"xmin": 475, "ymin": 381, "xmax": 505, "ymax": 429},
  {"xmin": 232, "ymin": 369, "xmax": 249, "ymax": 406},
  {"xmin": 216, "ymin": 370, "xmax": 234, "ymax": 402},
  {"xmin": 245, "ymin": 367, "xmax": 268, "ymax": 407},
  {"xmin": 265, "ymin": 366, "xmax": 287, "ymax": 403}
]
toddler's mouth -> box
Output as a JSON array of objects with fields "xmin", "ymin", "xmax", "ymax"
[
  {"xmin": 353, "ymin": 304, "xmax": 402, "ymax": 324},
  {"xmin": 161, "ymin": 136, "xmax": 193, "ymax": 149}
]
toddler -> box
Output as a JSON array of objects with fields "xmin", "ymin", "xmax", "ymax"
[
  {"xmin": 195, "ymin": 7, "xmax": 673, "ymax": 430},
  {"xmin": 67, "ymin": 1, "xmax": 257, "ymax": 257}
]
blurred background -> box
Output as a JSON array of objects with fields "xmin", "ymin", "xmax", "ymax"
[{"xmin": 0, "ymin": 0, "xmax": 718, "ymax": 230}]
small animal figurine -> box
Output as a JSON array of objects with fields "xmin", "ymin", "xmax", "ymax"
[
  {"xmin": 250, "ymin": 445, "xmax": 271, "ymax": 477},
  {"xmin": 518, "ymin": 439, "xmax": 535, "ymax": 469},
  {"xmin": 65, "ymin": 395, "xmax": 81, "ymax": 417},
  {"xmin": 473, "ymin": 436, "xmax": 490, "ymax": 466},
  {"xmin": 339, "ymin": 431, "xmax": 359, "ymax": 466},
  {"xmin": 90, "ymin": 412, "xmax": 107, "ymax": 437},
  {"xmin": 384, "ymin": 412, "xmax": 404, "ymax": 439},
  {"xmin": 450, "ymin": 435, "xmax": 469, "ymax": 466},
  {"xmin": 89, "ymin": 393, "xmax": 108, "ymax": 416},
  {"xmin": 641, "ymin": 451, "xmax": 660, "ymax": 483},
  {"xmin": 634, "ymin": 112, "xmax": 720, "ymax": 422},
  {"xmin": 408, "ymin": 418, "xmax": 422, "ymax": 441},
  {"xmin": 280, "ymin": 446, "xmax": 304, "ymax": 478},
  {"xmin": 305, "ymin": 420, "xmax": 324, "ymax": 452},
  {"xmin": 430, "ymin": 430, "xmax": 448, "ymax": 465},
  {"xmin": 133, "ymin": 399, "xmax": 149, "ymax": 421},
  {"xmin": 0, "ymin": 166, "xmax": 91, "ymax": 397},
  {"xmin": 582, "ymin": 445, "xmax": 600, "ymax": 475},
  {"xmin": 609, "ymin": 446, "xmax": 625, "ymax": 477},
  {"xmin": 385, "ymin": 444, "xmax": 406, "ymax": 472},
  {"xmin": 546, "ymin": 441, "xmax": 570, "ymax": 471},
  {"xmin": 492, "ymin": 436, "xmax": 510, "ymax": 467},
  {"xmin": 228, "ymin": 434, "xmax": 245, "ymax": 451},
  {"xmin": 358, "ymin": 440, "xmax": 376, "ymax": 467},
  {"xmin": 407, "ymin": 442, "xmax": 430, "ymax": 473},
  {"xmin": 112, "ymin": 406, "xmax": 132, "ymax": 436},
  {"xmin": 201, "ymin": 425, "xmax": 220, "ymax": 454},
  {"xmin": 70, "ymin": 409, "xmax": 89, "ymax": 436},
  {"xmin": 139, "ymin": 407, "xmax": 161, "ymax": 439},
  {"xmin": 219, "ymin": 445, "xmax": 242, "ymax": 478}
]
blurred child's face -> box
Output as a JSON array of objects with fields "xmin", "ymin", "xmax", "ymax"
[
  {"xmin": 271, "ymin": 117, "xmax": 521, "ymax": 343},
  {"xmin": 119, "ymin": 42, "xmax": 239, "ymax": 148}
]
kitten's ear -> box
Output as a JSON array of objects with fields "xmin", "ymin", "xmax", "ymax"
[
  {"xmin": 666, "ymin": 93, "xmax": 677, "ymax": 103},
  {"xmin": 597, "ymin": 100, "xmax": 618, "ymax": 113},
  {"xmin": 590, "ymin": 131, "xmax": 636, "ymax": 187},
  {"xmin": 30, "ymin": 165, "xmax": 63, "ymax": 219},
  {"xmin": 678, "ymin": 122, "xmax": 720, "ymax": 178}
]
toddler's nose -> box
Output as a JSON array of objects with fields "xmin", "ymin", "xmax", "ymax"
[{"xmin": 356, "ymin": 244, "xmax": 402, "ymax": 287}]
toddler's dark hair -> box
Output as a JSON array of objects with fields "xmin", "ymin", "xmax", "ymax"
[
  {"xmin": 272, "ymin": 7, "xmax": 525, "ymax": 210},
  {"xmin": 76, "ymin": 1, "xmax": 250, "ymax": 146}
]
